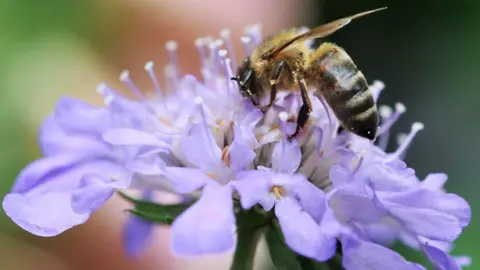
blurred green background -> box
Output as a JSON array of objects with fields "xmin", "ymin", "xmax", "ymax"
[{"xmin": 0, "ymin": 0, "xmax": 478, "ymax": 269}]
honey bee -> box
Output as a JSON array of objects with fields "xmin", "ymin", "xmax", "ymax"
[{"xmin": 231, "ymin": 7, "xmax": 386, "ymax": 141}]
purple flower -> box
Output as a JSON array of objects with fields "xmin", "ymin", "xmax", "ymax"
[
  {"xmin": 234, "ymin": 112, "xmax": 335, "ymax": 261},
  {"xmin": 341, "ymin": 234, "xmax": 426, "ymax": 270},
  {"xmin": 3, "ymin": 98, "xmax": 132, "ymax": 236},
  {"xmin": 3, "ymin": 23, "xmax": 471, "ymax": 269}
]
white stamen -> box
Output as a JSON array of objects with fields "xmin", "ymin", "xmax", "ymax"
[
  {"xmin": 220, "ymin": 29, "xmax": 237, "ymax": 70},
  {"xmin": 165, "ymin": 40, "xmax": 178, "ymax": 51},
  {"xmin": 378, "ymin": 102, "xmax": 407, "ymax": 135},
  {"xmin": 96, "ymin": 83, "xmax": 108, "ymax": 94},
  {"xmin": 144, "ymin": 61, "xmax": 164, "ymax": 99},
  {"xmin": 395, "ymin": 102, "xmax": 406, "ymax": 113},
  {"xmin": 245, "ymin": 24, "xmax": 262, "ymax": 45},
  {"xmin": 195, "ymin": 38, "xmax": 207, "ymax": 66},
  {"xmin": 164, "ymin": 64, "xmax": 176, "ymax": 94},
  {"xmin": 387, "ymin": 122, "xmax": 424, "ymax": 161},
  {"xmin": 396, "ymin": 133, "xmax": 407, "ymax": 145},
  {"xmin": 165, "ymin": 40, "xmax": 179, "ymax": 89},
  {"xmin": 379, "ymin": 105, "xmax": 393, "ymax": 118},
  {"xmin": 241, "ymin": 36, "xmax": 252, "ymax": 56},
  {"xmin": 208, "ymin": 39, "xmax": 224, "ymax": 76},
  {"xmin": 218, "ymin": 49, "xmax": 228, "ymax": 58},
  {"xmin": 371, "ymin": 80, "xmax": 385, "ymax": 101},
  {"xmin": 119, "ymin": 70, "xmax": 144, "ymax": 100}
]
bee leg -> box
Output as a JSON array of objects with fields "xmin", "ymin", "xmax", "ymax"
[
  {"xmin": 246, "ymin": 90, "xmax": 260, "ymax": 106},
  {"xmin": 260, "ymin": 61, "xmax": 285, "ymax": 112},
  {"xmin": 287, "ymin": 75, "xmax": 312, "ymax": 141}
]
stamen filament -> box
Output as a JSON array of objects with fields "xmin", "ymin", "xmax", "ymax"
[
  {"xmin": 119, "ymin": 70, "xmax": 145, "ymax": 100},
  {"xmin": 220, "ymin": 29, "xmax": 237, "ymax": 70},
  {"xmin": 387, "ymin": 122, "xmax": 424, "ymax": 161},
  {"xmin": 241, "ymin": 36, "xmax": 252, "ymax": 56},
  {"xmin": 144, "ymin": 61, "xmax": 164, "ymax": 99}
]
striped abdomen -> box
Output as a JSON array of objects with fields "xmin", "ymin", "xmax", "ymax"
[{"xmin": 308, "ymin": 43, "xmax": 379, "ymax": 140}]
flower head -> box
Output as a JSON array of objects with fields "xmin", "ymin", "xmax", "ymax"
[{"xmin": 3, "ymin": 24, "xmax": 471, "ymax": 269}]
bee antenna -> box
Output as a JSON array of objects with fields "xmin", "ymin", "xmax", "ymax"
[{"xmin": 230, "ymin": 77, "xmax": 239, "ymax": 81}]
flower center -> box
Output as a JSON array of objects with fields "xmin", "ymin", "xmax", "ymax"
[
  {"xmin": 221, "ymin": 146, "xmax": 231, "ymax": 168},
  {"xmin": 271, "ymin": 186, "xmax": 285, "ymax": 199}
]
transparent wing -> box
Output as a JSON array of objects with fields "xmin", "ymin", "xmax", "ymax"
[{"xmin": 268, "ymin": 7, "xmax": 387, "ymax": 58}]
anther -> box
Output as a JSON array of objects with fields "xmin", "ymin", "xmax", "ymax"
[
  {"xmin": 144, "ymin": 61, "xmax": 164, "ymax": 99},
  {"xmin": 378, "ymin": 102, "xmax": 407, "ymax": 135},
  {"xmin": 220, "ymin": 29, "xmax": 237, "ymax": 69},
  {"xmin": 271, "ymin": 186, "xmax": 285, "ymax": 199},
  {"xmin": 379, "ymin": 105, "xmax": 392, "ymax": 118},
  {"xmin": 221, "ymin": 146, "xmax": 231, "ymax": 168},
  {"xmin": 165, "ymin": 40, "xmax": 179, "ymax": 89},
  {"xmin": 241, "ymin": 36, "xmax": 252, "ymax": 56},
  {"xmin": 371, "ymin": 80, "xmax": 385, "ymax": 101},
  {"xmin": 388, "ymin": 122, "xmax": 424, "ymax": 161},
  {"xmin": 119, "ymin": 70, "xmax": 145, "ymax": 100},
  {"xmin": 195, "ymin": 37, "xmax": 207, "ymax": 66}
]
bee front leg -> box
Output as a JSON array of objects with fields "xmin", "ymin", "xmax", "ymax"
[
  {"xmin": 287, "ymin": 74, "xmax": 312, "ymax": 141},
  {"xmin": 260, "ymin": 61, "xmax": 285, "ymax": 112}
]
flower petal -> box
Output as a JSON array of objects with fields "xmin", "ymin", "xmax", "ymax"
[
  {"xmin": 2, "ymin": 192, "xmax": 89, "ymax": 237},
  {"xmin": 181, "ymin": 123, "xmax": 222, "ymax": 169},
  {"xmin": 122, "ymin": 191, "xmax": 155, "ymax": 258},
  {"xmin": 102, "ymin": 128, "xmax": 170, "ymax": 149},
  {"xmin": 3, "ymin": 156, "xmax": 129, "ymax": 236},
  {"xmin": 381, "ymin": 188, "xmax": 470, "ymax": 232},
  {"xmin": 163, "ymin": 167, "xmax": 210, "ymax": 194},
  {"xmin": 383, "ymin": 202, "xmax": 461, "ymax": 242},
  {"xmin": 329, "ymin": 164, "xmax": 352, "ymax": 188},
  {"xmin": 272, "ymin": 139, "xmax": 301, "ymax": 174},
  {"xmin": 421, "ymin": 173, "xmax": 447, "ymax": 191},
  {"xmin": 341, "ymin": 235, "xmax": 425, "ymax": 270},
  {"xmin": 275, "ymin": 197, "xmax": 336, "ymax": 262},
  {"xmin": 329, "ymin": 187, "xmax": 384, "ymax": 224},
  {"xmin": 39, "ymin": 119, "xmax": 113, "ymax": 160},
  {"xmin": 71, "ymin": 174, "xmax": 129, "ymax": 214},
  {"xmin": 227, "ymin": 125, "xmax": 256, "ymax": 171},
  {"xmin": 54, "ymin": 97, "xmax": 111, "ymax": 135},
  {"xmin": 359, "ymin": 162, "xmax": 417, "ymax": 192},
  {"xmin": 422, "ymin": 243, "xmax": 460, "ymax": 270},
  {"xmin": 234, "ymin": 170, "xmax": 271, "ymax": 210},
  {"xmin": 285, "ymin": 174, "xmax": 326, "ymax": 223},
  {"xmin": 171, "ymin": 185, "xmax": 235, "ymax": 255}
]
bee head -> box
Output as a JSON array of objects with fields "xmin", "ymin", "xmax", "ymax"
[{"xmin": 231, "ymin": 58, "xmax": 260, "ymax": 105}]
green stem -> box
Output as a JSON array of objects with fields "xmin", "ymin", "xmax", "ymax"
[
  {"xmin": 230, "ymin": 225, "xmax": 263, "ymax": 270},
  {"xmin": 230, "ymin": 208, "xmax": 269, "ymax": 270}
]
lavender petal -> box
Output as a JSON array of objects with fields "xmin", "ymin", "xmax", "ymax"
[
  {"xmin": 275, "ymin": 197, "xmax": 336, "ymax": 262},
  {"xmin": 171, "ymin": 185, "xmax": 235, "ymax": 255}
]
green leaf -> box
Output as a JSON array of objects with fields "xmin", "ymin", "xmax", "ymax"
[
  {"xmin": 118, "ymin": 191, "xmax": 191, "ymax": 224},
  {"xmin": 230, "ymin": 209, "xmax": 269, "ymax": 270}
]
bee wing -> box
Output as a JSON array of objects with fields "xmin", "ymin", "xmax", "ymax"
[{"xmin": 268, "ymin": 7, "xmax": 387, "ymax": 58}]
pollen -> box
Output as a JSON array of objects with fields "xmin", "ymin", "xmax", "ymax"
[
  {"xmin": 271, "ymin": 186, "xmax": 285, "ymax": 199},
  {"xmin": 158, "ymin": 115, "xmax": 172, "ymax": 126},
  {"xmin": 206, "ymin": 172, "xmax": 218, "ymax": 179},
  {"xmin": 221, "ymin": 146, "xmax": 231, "ymax": 168}
]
